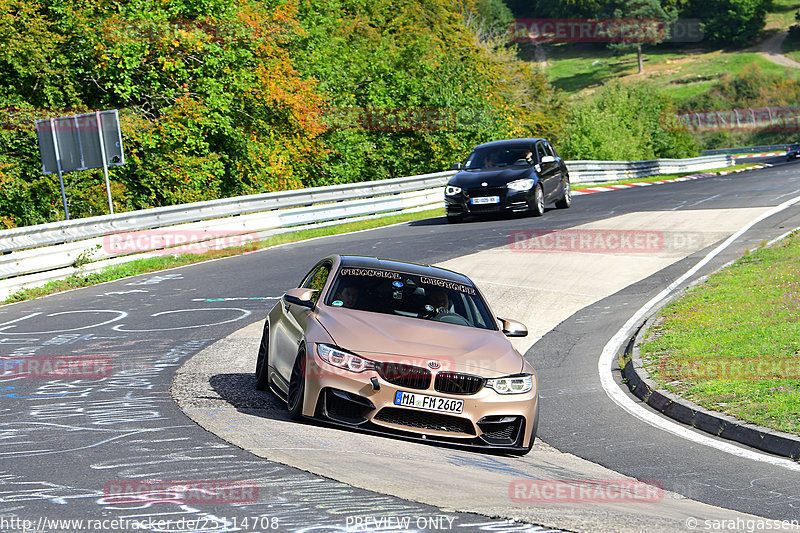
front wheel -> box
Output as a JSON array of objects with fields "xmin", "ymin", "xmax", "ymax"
[
  {"xmin": 287, "ymin": 347, "xmax": 307, "ymax": 420},
  {"xmin": 529, "ymin": 184, "xmax": 545, "ymax": 217},
  {"xmin": 555, "ymin": 178, "xmax": 572, "ymax": 209}
]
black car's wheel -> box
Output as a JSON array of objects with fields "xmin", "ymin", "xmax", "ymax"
[
  {"xmin": 555, "ymin": 177, "xmax": 572, "ymax": 209},
  {"xmin": 254, "ymin": 321, "xmax": 270, "ymax": 390},
  {"xmin": 529, "ymin": 184, "xmax": 545, "ymax": 217},
  {"xmin": 287, "ymin": 346, "xmax": 307, "ymax": 420}
]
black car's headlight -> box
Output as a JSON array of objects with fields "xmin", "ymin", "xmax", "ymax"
[
  {"xmin": 317, "ymin": 343, "xmax": 375, "ymax": 373},
  {"xmin": 445, "ymin": 185, "xmax": 462, "ymax": 195},
  {"xmin": 507, "ymin": 178, "xmax": 534, "ymax": 191},
  {"xmin": 486, "ymin": 374, "xmax": 534, "ymax": 394}
]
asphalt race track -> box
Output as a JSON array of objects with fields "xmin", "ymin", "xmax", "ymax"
[{"xmin": 1, "ymin": 155, "xmax": 799, "ymax": 532}]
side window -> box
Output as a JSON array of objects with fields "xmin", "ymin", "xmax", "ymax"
[
  {"xmin": 536, "ymin": 143, "xmax": 547, "ymax": 162},
  {"xmin": 544, "ymin": 142, "xmax": 556, "ymax": 158},
  {"xmin": 301, "ymin": 261, "xmax": 332, "ymax": 303}
]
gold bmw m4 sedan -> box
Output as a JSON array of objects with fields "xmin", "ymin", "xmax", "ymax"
[{"xmin": 254, "ymin": 255, "xmax": 539, "ymax": 455}]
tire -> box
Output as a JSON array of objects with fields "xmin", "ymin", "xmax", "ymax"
[
  {"xmin": 529, "ymin": 184, "xmax": 545, "ymax": 217},
  {"xmin": 555, "ymin": 177, "xmax": 572, "ymax": 209},
  {"xmin": 254, "ymin": 321, "xmax": 270, "ymax": 391},
  {"xmin": 287, "ymin": 346, "xmax": 307, "ymax": 420}
]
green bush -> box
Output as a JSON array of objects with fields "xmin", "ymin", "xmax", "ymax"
[{"xmin": 559, "ymin": 82, "xmax": 698, "ymax": 161}]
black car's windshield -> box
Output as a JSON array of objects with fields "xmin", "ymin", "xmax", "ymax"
[
  {"xmin": 326, "ymin": 267, "xmax": 496, "ymax": 330},
  {"xmin": 463, "ymin": 145, "xmax": 534, "ymax": 170}
]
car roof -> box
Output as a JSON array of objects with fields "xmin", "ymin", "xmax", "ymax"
[
  {"xmin": 470, "ymin": 138, "xmax": 547, "ymax": 150},
  {"xmin": 337, "ymin": 255, "xmax": 474, "ymax": 285}
]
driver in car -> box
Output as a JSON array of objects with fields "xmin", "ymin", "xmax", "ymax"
[{"xmin": 426, "ymin": 289, "xmax": 453, "ymax": 314}]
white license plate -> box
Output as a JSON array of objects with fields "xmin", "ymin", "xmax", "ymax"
[
  {"xmin": 471, "ymin": 196, "xmax": 500, "ymax": 205},
  {"xmin": 394, "ymin": 391, "xmax": 464, "ymax": 414}
]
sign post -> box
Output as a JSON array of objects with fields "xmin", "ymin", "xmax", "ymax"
[{"xmin": 35, "ymin": 110, "xmax": 125, "ymax": 219}]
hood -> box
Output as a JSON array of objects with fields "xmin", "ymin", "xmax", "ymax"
[
  {"xmin": 451, "ymin": 167, "xmax": 535, "ymax": 188},
  {"xmin": 314, "ymin": 306, "xmax": 524, "ymax": 377}
]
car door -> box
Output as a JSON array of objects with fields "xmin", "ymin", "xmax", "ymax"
[
  {"xmin": 535, "ymin": 141, "xmax": 559, "ymax": 199},
  {"xmin": 272, "ymin": 260, "xmax": 332, "ymax": 382}
]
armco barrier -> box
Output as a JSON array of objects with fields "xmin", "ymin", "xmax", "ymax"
[
  {"xmin": 702, "ymin": 144, "xmax": 790, "ymax": 156},
  {"xmin": 0, "ymin": 154, "xmax": 735, "ymax": 300}
]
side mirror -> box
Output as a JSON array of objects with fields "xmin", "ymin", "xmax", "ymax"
[
  {"xmin": 540, "ymin": 155, "xmax": 556, "ymax": 164},
  {"xmin": 284, "ymin": 288, "xmax": 317, "ymax": 310},
  {"xmin": 499, "ymin": 317, "xmax": 528, "ymax": 337},
  {"xmin": 450, "ymin": 162, "xmax": 462, "ymax": 170}
]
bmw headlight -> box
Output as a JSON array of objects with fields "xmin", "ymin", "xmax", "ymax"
[
  {"xmin": 486, "ymin": 374, "xmax": 534, "ymax": 394},
  {"xmin": 317, "ymin": 344, "xmax": 375, "ymax": 373},
  {"xmin": 445, "ymin": 185, "xmax": 462, "ymax": 195},
  {"xmin": 507, "ymin": 179, "xmax": 534, "ymax": 191}
]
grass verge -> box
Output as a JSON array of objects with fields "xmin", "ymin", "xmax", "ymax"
[
  {"xmin": 639, "ymin": 231, "xmax": 800, "ymax": 435},
  {"xmin": 3, "ymin": 208, "xmax": 444, "ymax": 305}
]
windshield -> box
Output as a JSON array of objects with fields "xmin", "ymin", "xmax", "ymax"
[
  {"xmin": 325, "ymin": 267, "xmax": 496, "ymax": 330},
  {"xmin": 463, "ymin": 145, "xmax": 534, "ymax": 170}
]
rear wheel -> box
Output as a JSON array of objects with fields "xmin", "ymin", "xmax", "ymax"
[
  {"xmin": 287, "ymin": 347, "xmax": 307, "ymax": 420},
  {"xmin": 254, "ymin": 321, "xmax": 270, "ymax": 391},
  {"xmin": 529, "ymin": 184, "xmax": 545, "ymax": 217},
  {"xmin": 555, "ymin": 178, "xmax": 572, "ymax": 209}
]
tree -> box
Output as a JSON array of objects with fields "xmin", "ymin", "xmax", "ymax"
[
  {"xmin": 605, "ymin": 0, "xmax": 677, "ymax": 74},
  {"xmin": 559, "ymin": 82, "xmax": 697, "ymax": 161},
  {"xmin": 696, "ymin": 0, "xmax": 771, "ymax": 46}
]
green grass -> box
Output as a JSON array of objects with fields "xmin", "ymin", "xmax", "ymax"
[
  {"xmin": 639, "ymin": 231, "xmax": 800, "ymax": 435},
  {"xmin": 766, "ymin": 0, "xmax": 800, "ymax": 30},
  {"xmin": 538, "ymin": 44, "xmax": 798, "ymax": 103},
  {"xmin": 3, "ymin": 208, "xmax": 445, "ymax": 305}
]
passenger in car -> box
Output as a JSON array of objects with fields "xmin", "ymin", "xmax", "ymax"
[{"xmin": 334, "ymin": 284, "xmax": 360, "ymax": 308}]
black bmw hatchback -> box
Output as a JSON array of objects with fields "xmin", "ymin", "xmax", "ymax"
[{"xmin": 444, "ymin": 138, "xmax": 571, "ymax": 222}]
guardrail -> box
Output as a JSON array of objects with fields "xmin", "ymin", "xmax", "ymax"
[
  {"xmin": 701, "ymin": 144, "xmax": 790, "ymax": 156},
  {"xmin": 0, "ymin": 154, "xmax": 738, "ymax": 300},
  {"xmin": 567, "ymin": 154, "xmax": 734, "ymax": 183}
]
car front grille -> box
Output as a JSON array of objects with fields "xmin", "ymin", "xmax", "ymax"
[
  {"xmin": 375, "ymin": 362, "xmax": 431, "ymax": 390},
  {"xmin": 434, "ymin": 372, "xmax": 484, "ymax": 395},
  {"xmin": 374, "ymin": 407, "xmax": 476, "ymax": 435}
]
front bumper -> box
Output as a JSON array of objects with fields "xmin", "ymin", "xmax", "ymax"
[
  {"xmin": 445, "ymin": 188, "xmax": 534, "ymax": 218},
  {"xmin": 301, "ymin": 354, "xmax": 539, "ymax": 451}
]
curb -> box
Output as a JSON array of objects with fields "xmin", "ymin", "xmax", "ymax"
[
  {"xmin": 620, "ymin": 314, "xmax": 800, "ymax": 461},
  {"xmin": 573, "ymin": 164, "xmax": 771, "ymax": 196},
  {"xmin": 735, "ymin": 152, "xmax": 785, "ymax": 158}
]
